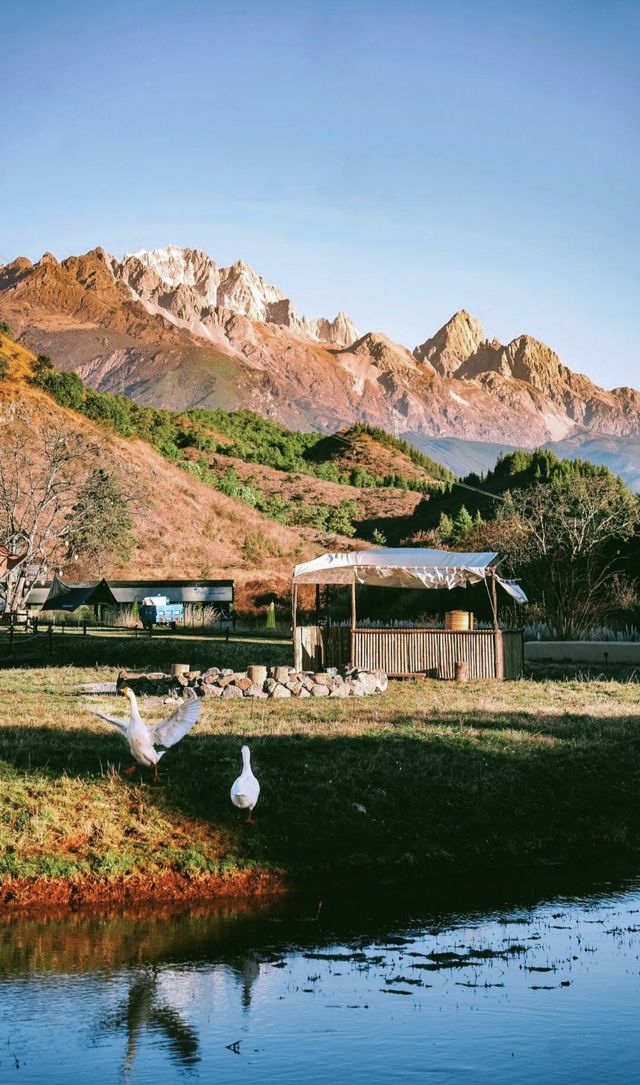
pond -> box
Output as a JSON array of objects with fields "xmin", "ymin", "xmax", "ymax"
[{"xmin": 1, "ymin": 867, "xmax": 639, "ymax": 1084}]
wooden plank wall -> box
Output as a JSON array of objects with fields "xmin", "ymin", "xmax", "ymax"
[
  {"xmin": 294, "ymin": 627, "xmax": 524, "ymax": 679},
  {"xmin": 352, "ymin": 629, "xmax": 523, "ymax": 678},
  {"xmin": 294, "ymin": 625, "xmax": 323, "ymax": 671},
  {"xmin": 293, "ymin": 625, "xmax": 352, "ymax": 670},
  {"xmin": 502, "ymin": 629, "xmax": 525, "ymax": 679}
]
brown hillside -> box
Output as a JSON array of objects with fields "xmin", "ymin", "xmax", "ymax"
[
  {"xmin": 0, "ymin": 334, "xmax": 341, "ymax": 608},
  {"xmin": 305, "ymin": 427, "xmax": 440, "ymax": 486},
  {"xmin": 186, "ymin": 448, "xmax": 423, "ymax": 525}
]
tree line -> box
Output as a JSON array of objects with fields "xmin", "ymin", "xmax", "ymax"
[{"xmin": 410, "ymin": 450, "xmax": 640, "ymax": 637}]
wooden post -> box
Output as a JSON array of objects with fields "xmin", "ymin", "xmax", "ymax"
[
  {"xmin": 490, "ymin": 568, "xmax": 504, "ymax": 680},
  {"xmin": 490, "ymin": 568, "xmax": 499, "ymax": 629},
  {"xmin": 292, "ymin": 581, "xmax": 299, "ymax": 670},
  {"xmin": 351, "ymin": 574, "xmax": 356, "ymax": 630},
  {"xmin": 315, "ymin": 584, "xmax": 320, "ymax": 625}
]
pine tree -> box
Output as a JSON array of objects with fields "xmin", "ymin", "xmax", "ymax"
[
  {"xmin": 452, "ymin": 505, "xmax": 474, "ymax": 542},
  {"xmin": 437, "ymin": 512, "xmax": 455, "ymax": 545}
]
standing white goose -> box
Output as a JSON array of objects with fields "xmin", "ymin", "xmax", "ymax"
[
  {"xmin": 230, "ymin": 745, "xmax": 260, "ymax": 823},
  {"xmin": 88, "ymin": 686, "xmax": 201, "ymax": 782}
]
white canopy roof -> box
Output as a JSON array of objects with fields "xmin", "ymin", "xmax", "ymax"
[{"xmin": 293, "ymin": 548, "xmax": 527, "ymax": 602}]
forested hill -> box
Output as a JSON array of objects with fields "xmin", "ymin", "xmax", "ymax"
[
  {"xmin": 407, "ymin": 449, "xmax": 618, "ymax": 540},
  {"xmin": 23, "ymin": 349, "xmax": 456, "ymax": 541},
  {"xmin": 4, "ymin": 327, "xmax": 640, "ymax": 633}
]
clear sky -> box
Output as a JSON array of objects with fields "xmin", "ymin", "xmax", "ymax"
[{"xmin": 1, "ymin": 0, "xmax": 638, "ymax": 388}]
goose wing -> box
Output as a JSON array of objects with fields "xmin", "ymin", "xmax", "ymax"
[
  {"xmin": 148, "ymin": 690, "xmax": 201, "ymax": 748},
  {"xmin": 86, "ymin": 707, "xmax": 129, "ymax": 737}
]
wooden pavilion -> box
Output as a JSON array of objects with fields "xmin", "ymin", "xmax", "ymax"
[{"xmin": 292, "ymin": 548, "xmax": 527, "ymax": 680}]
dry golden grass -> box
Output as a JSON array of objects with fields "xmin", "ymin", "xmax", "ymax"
[{"xmin": 0, "ymin": 333, "xmax": 317, "ymax": 601}]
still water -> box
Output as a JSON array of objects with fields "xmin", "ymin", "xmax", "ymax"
[{"xmin": 1, "ymin": 869, "xmax": 639, "ymax": 1084}]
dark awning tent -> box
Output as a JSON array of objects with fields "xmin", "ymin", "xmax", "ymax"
[{"xmin": 40, "ymin": 576, "xmax": 118, "ymax": 612}]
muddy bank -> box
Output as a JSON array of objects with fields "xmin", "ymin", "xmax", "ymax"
[{"xmin": 0, "ymin": 868, "xmax": 288, "ymax": 912}]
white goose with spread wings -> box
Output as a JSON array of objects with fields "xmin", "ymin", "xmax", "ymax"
[{"xmin": 88, "ymin": 686, "xmax": 201, "ymax": 781}]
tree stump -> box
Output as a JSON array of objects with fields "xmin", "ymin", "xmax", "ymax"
[
  {"xmin": 454, "ymin": 660, "xmax": 469, "ymax": 683},
  {"xmin": 171, "ymin": 663, "xmax": 190, "ymax": 677},
  {"xmin": 247, "ymin": 665, "xmax": 267, "ymax": 686},
  {"xmin": 273, "ymin": 665, "xmax": 290, "ymax": 684}
]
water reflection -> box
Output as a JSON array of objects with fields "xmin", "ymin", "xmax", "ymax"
[
  {"xmin": 99, "ymin": 968, "xmax": 199, "ymax": 1075},
  {"xmin": 1, "ymin": 867, "xmax": 640, "ymax": 1084},
  {"xmin": 228, "ymin": 954, "xmax": 261, "ymax": 1009}
]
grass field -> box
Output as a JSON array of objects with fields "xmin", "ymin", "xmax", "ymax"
[{"xmin": 1, "ymin": 649, "xmax": 640, "ymax": 905}]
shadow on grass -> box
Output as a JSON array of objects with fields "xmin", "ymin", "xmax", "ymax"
[
  {"xmin": 1, "ymin": 704, "xmax": 639, "ymax": 877},
  {"xmin": 0, "ymin": 633, "xmax": 292, "ymax": 672}
]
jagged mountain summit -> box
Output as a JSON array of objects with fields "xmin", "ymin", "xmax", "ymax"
[
  {"xmin": 112, "ymin": 244, "xmax": 359, "ymax": 347},
  {"xmin": 0, "ymin": 246, "xmax": 639, "ymax": 489},
  {"xmin": 413, "ymin": 309, "xmax": 640, "ymax": 442}
]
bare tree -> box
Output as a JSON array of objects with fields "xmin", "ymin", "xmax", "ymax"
[
  {"xmin": 0, "ymin": 414, "xmax": 102, "ymax": 614},
  {"xmin": 481, "ymin": 476, "xmax": 640, "ymax": 637}
]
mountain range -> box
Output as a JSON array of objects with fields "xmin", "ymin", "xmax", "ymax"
[{"xmin": 1, "ymin": 245, "xmax": 639, "ymax": 487}]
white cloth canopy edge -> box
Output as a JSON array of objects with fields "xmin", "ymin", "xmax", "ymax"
[{"xmin": 292, "ymin": 548, "xmax": 528, "ymax": 603}]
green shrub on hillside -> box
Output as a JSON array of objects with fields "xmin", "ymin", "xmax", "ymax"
[{"xmin": 29, "ymin": 355, "xmax": 446, "ymax": 533}]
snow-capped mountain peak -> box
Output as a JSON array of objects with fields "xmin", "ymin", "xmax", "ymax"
[{"xmin": 115, "ymin": 245, "xmax": 359, "ymax": 346}]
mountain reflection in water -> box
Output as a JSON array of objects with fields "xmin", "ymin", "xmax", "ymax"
[{"xmin": 1, "ymin": 866, "xmax": 640, "ymax": 1084}]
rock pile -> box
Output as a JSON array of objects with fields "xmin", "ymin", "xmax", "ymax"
[{"xmin": 117, "ymin": 664, "xmax": 388, "ymax": 700}]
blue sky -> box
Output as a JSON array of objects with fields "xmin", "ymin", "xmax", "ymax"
[{"xmin": 1, "ymin": 0, "xmax": 638, "ymax": 388}]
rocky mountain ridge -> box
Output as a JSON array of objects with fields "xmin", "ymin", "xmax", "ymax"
[
  {"xmin": 1, "ymin": 247, "xmax": 639, "ymax": 477},
  {"xmin": 114, "ymin": 244, "xmax": 359, "ymax": 348}
]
